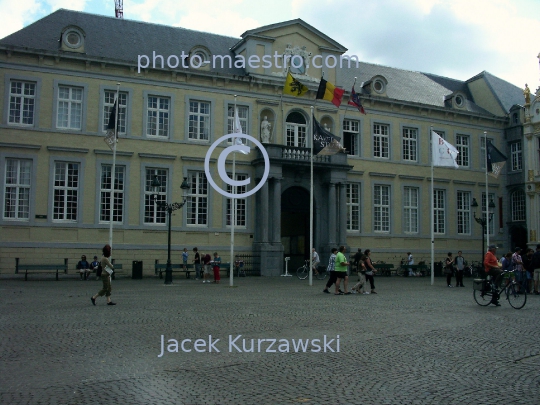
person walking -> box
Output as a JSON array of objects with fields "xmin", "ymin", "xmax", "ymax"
[
  {"xmin": 334, "ymin": 246, "xmax": 350, "ymax": 295},
  {"xmin": 407, "ymin": 252, "xmax": 415, "ymax": 277},
  {"xmin": 530, "ymin": 244, "xmax": 540, "ymax": 295},
  {"xmin": 453, "ymin": 251, "xmax": 466, "ymax": 287},
  {"xmin": 202, "ymin": 252, "xmax": 212, "ymax": 283},
  {"xmin": 91, "ymin": 244, "xmax": 116, "ymax": 306},
  {"xmin": 363, "ymin": 249, "xmax": 378, "ymax": 294},
  {"xmin": 445, "ymin": 252, "xmax": 454, "ymax": 287},
  {"xmin": 193, "ymin": 247, "xmax": 201, "ymax": 280},
  {"xmin": 323, "ymin": 248, "xmax": 338, "ymax": 294},
  {"xmin": 182, "ymin": 248, "xmax": 189, "ymax": 272},
  {"xmin": 312, "ymin": 248, "xmax": 320, "ymax": 276},
  {"xmin": 512, "ymin": 247, "xmax": 526, "ymax": 293}
]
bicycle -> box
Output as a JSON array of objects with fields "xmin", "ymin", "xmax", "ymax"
[
  {"xmin": 473, "ymin": 270, "xmax": 527, "ymax": 309},
  {"xmin": 464, "ymin": 261, "xmax": 482, "ymax": 278},
  {"xmin": 297, "ymin": 260, "xmax": 327, "ymax": 280}
]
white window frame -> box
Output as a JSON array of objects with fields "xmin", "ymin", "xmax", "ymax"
[
  {"xmin": 457, "ymin": 191, "xmax": 471, "ymax": 235},
  {"xmin": 146, "ymin": 96, "xmax": 170, "ymax": 138},
  {"xmin": 285, "ymin": 113, "xmax": 307, "ymax": 148},
  {"xmin": 3, "ymin": 158, "xmax": 32, "ymax": 220},
  {"xmin": 373, "ymin": 123, "xmax": 389, "ymax": 159},
  {"xmin": 373, "ymin": 184, "xmax": 390, "ymax": 233},
  {"xmin": 403, "ymin": 186, "xmax": 418, "ymax": 234},
  {"xmin": 456, "ymin": 134, "xmax": 469, "ymax": 167},
  {"xmin": 53, "ymin": 162, "xmax": 79, "ymax": 222},
  {"xmin": 189, "ymin": 100, "xmax": 210, "ymax": 140},
  {"xmin": 402, "ymin": 127, "xmax": 417, "ymax": 162},
  {"xmin": 8, "ymin": 80, "xmax": 36, "ymax": 126},
  {"xmin": 511, "ymin": 190, "xmax": 525, "ymax": 222},
  {"xmin": 511, "ymin": 142, "xmax": 522, "ymax": 171},
  {"xmin": 433, "ymin": 189, "xmax": 445, "ymax": 234},
  {"xmin": 56, "ymin": 86, "xmax": 83, "ymax": 130},
  {"xmin": 226, "ymin": 173, "xmax": 247, "ymax": 228},
  {"xmin": 346, "ymin": 183, "xmax": 360, "ymax": 231},
  {"xmin": 99, "ymin": 164, "xmax": 125, "ymax": 224},
  {"xmin": 144, "ymin": 168, "xmax": 167, "ymax": 224},
  {"xmin": 187, "ymin": 171, "xmax": 208, "ymax": 226},
  {"xmin": 103, "ymin": 91, "xmax": 128, "ymax": 135},
  {"xmin": 343, "ymin": 119, "xmax": 360, "ymax": 156}
]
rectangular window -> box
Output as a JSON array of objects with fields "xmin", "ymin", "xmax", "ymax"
[
  {"xmin": 189, "ymin": 101, "xmax": 210, "ymax": 140},
  {"xmin": 373, "ymin": 185, "xmax": 390, "ymax": 232},
  {"xmin": 53, "ymin": 162, "xmax": 79, "ymax": 221},
  {"xmin": 9, "ymin": 81, "xmax": 36, "ymax": 125},
  {"xmin": 343, "ymin": 120, "xmax": 359, "ymax": 156},
  {"xmin": 346, "ymin": 183, "xmax": 360, "ymax": 231},
  {"xmin": 187, "ymin": 172, "xmax": 208, "ymax": 226},
  {"xmin": 482, "ymin": 193, "xmax": 495, "ymax": 235},
  {"xmin": 433, "ymin": 189, "xmax": 445, "ymax": 234},
  {"xmin": 57, "ymin": 86, "xmax": 83, "ymax": 129},
  {"xmin": 457, "ymin": 191, "xmax": 471, "ymax": 234},
  {"xmin": 146, "ymin": 96, "xmax": 169, "ymax": 137},
  {"xmin": 402, "ymin": 128, "xmax": 417, "ymax": 161},
  {"xmin": 286, "ymin": 123, "xmax": 306, "ymax": 147},
  {"xmin": 226, "ymin": 174, "xmax": 247, "ymax": 227},
  {"xmin": 373, "ymin": 124, "xmax": 389, "ymax": 158},
  {"xmin": 144, "ymin": 168, "xmax": 167, "ymax": 224},
  {"xmin": 511, "ymin": 142, "xmax": 522, "ymax": 171},
  {"xmin": 100, "ymin": 165, "xmax": 125, "ymax": 223},
  {"xmin": 227, "ymin": 105, "xmax": 248, "ymax": 135},
  {"xmin": 511, "ymin": 191, "xmax": 526, "ymax": 222},
  {"xmin": 456, "ymin": 135, "xmax": 469, "ymax": 167},
  {"xmin": 3, "ymin": 158, "xmax": 31, "ymax": 220},
  {"xmin": 103, "ymin": 91, "xmax": 128, "ymax": 134},
  {"xmin": 403, "ymin": 186, "xmax": 418, "ymax": 233}
]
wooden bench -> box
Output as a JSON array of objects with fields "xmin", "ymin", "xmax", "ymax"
[
  {"xmin": 373, "ymin": 263, "xmax": 395, "ymax": 276},
  {"xmin": 155, "ymin": 260, "xmax": 232, "ymax": 279},
  {"xmin": 15, "ymin": 258, "xmax": 68, "ymax": 281}
]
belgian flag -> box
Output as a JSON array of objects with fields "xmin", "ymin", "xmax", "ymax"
[{"xmin": 316, "ymin": 78, "xmax": 344, "ymax": 107}]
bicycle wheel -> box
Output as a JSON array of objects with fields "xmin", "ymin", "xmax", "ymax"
[
  {"xmin": 297, "ymin": 265, "xmax": 308, "ymax": 280},
  {"xmin": 316, "ymin": 269, "xmax": 327, "ymax": 280},
  {"xmin": 506, "ymin": 283, "xmax": 527, "ymax": 309},
  {"xmin": 473, "ymin": 289, "xmax": 492, "ymax": 306}
]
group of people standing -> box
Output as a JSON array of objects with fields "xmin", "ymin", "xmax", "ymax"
[
  {"xmin": 189, "ymin": 247, "xmax": 222, "ymax": 284},
  {"xmin": 322, "ymin": 247, "xmax": 377, "ymax": 295},
  {"xmin": 444, "ymin": 251, "xmax": 467, "ymax": 288}
]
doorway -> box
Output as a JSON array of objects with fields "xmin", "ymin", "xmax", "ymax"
[{"xmin": 281, "ymin": 186, "xmax": 311, "ymax": 271}]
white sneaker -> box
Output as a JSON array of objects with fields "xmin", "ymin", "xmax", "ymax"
[
  {"xmin": 202, "ymin": 280, "xmax": 206, "ymax": 283},
  {"xmin": 363, "ymin": 291, "xmax": 370, "ymax": 294}
]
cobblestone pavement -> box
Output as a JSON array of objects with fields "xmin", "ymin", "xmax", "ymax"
[{"xmin": 1, "ymin": 273, "xmax": 539, "ymax": 405}]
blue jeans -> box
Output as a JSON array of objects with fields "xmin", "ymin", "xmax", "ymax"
[{"xmin": 195, "ymin": 263, "xmax": 201, "ymax": 279}]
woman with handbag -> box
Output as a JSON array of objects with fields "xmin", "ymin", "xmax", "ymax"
[
  {"xmin": 445, "ymin": 252, "xmax": 454, "ymax": 287},
  {"xmin": 91, "ymin": 244, "xmax": 116, "ymax": 306}
]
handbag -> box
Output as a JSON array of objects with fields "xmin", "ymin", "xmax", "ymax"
[{"xmin": 105, "ymin": 265, "xmax": 113, "ymax": 275}]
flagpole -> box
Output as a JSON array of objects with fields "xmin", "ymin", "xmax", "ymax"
[
  {"xmin": 484, "ymin": 131, "xmax": 489, "ymax": 250},
  {"xmin": 230, "ymin": 95, "xmax": 237, "ymax": 287},
  {"xmin": 309, "ymin": 105, "xmax": 314, "ymax": 286},
  {"xmin": 343, "ymin": 77, "xmax": 356, "ymax": 116},
  {"xmin": 430, "ymin": 126, "xmax": 435, "ymax": 286},
  {"xmin": 109, "ymin": 83, "xmax": 120, "ymax": 252}
]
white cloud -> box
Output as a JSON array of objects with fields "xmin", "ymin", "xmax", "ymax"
[{"xmin": 0, "ymin": 0, "xmax": 42, "ymax": 39}]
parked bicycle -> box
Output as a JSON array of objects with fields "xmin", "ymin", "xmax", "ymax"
[
  {"xmin": 464, "ymin": 261, "xmax": 482, "ymax": 278},
  {"xmin": 473, "ymin": 270, "xmax": 527, "ymax": 309},
  {"xmin": 297, "ymin": 260, "xmax": 327, "ymax": 280}
]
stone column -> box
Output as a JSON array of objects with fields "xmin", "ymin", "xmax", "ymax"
[
  {"xmin": 261, "ymin": 181, "xmax": 269, "ymax": 243},
  {"xmin": 338, "ymin": 183, "xmax": 347, "ymax": 246},
  {"xmin": 328, "ymin": 183, "xmax": 337, "ymax": 244},
  {"xmin": 272, "ymin": 178, "xmax": 281, "ymax": 243}
]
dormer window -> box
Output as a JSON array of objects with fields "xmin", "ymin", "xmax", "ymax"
[
  {"xmin": 369, "ymin": 75, "xmax": 388, "ymax": 95},
  {"xmin": 189, "ymin": 46, "xmax": 211, "ymax": 69},
  {"xmin": 454, "ymin": 94, "xmax": 464, "ymax": 107},
  {"xmin": 60, "ymin": 26, "xmax": 85, "ymax": 52}
]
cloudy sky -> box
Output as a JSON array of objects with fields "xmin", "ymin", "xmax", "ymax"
[{"xmin": 1, "ymin": 0, "xmax": 538, "ymax": 88}]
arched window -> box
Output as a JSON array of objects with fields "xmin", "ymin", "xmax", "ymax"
[
  {"xmin": 511, "ymin": 190, "xmax": 525, "ymax": 222},
  {"xmin": 286, "ymin": 111, "xmax": 307, "ymax": 147}
]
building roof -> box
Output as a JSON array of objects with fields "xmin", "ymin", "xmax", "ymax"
[{"xmin": 0, "ymin": 9, "xmax": 523, "ymax": 117}]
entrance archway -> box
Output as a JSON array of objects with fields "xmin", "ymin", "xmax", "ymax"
[{"xmin": 281, "ymin": 186, "xmax": 310, "ymax": 271}]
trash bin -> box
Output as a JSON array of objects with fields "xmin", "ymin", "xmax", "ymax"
[
  {"xmin": 132, "ymin": 260, "xmax": 143, "ymax": 279},
  {"xmin": 434, "ymin": 261, "xmax": 443, "ymax": 277}
]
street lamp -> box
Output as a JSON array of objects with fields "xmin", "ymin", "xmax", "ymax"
[
  {"xmin": 151, "ymin": 176, "xmax": 190, "ymax": 285},
  {"xmin": 471, "ymin": 197, "xmax": 495, "ymax": 266}
]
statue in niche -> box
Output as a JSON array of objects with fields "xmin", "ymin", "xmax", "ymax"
[{"xmin": 261, "ymin": 116, "xmax": 272, "ymax": 143}]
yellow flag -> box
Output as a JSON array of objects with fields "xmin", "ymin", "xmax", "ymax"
[{"xmin": 283, "ymin": 72, "xmax": 308, "ymax": 97}]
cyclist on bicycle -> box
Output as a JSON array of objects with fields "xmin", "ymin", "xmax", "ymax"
[{"xmin": 484, "ymin": 244, "xmax": 502, "ymax": 306}]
